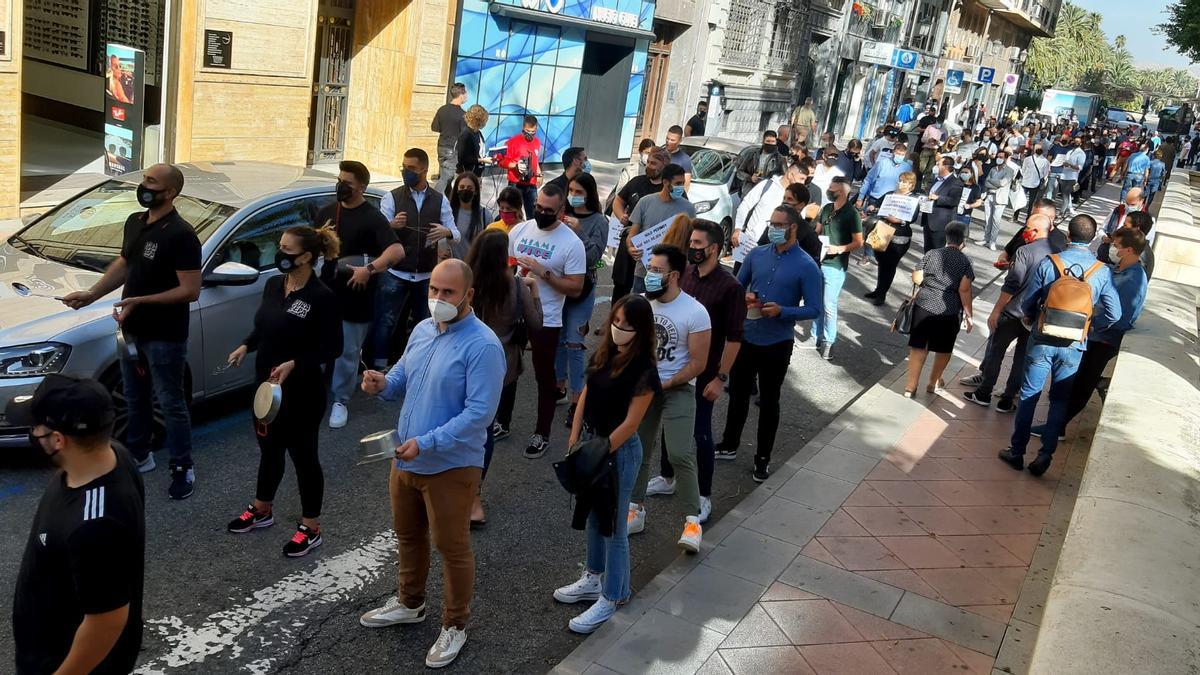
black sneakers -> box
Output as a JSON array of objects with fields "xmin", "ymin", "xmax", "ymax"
[
  {"xmin": 1027, "ymin": 453, "xmax": 1053, "ymax": 477},
  {"xmin": 228, "ymin": 504, "xmax": 274, "ymax": 533},
  {"xmin": 963, "ymin": 390, "xmax": 991, "ymax": 407},
  {"xmin": 997, "ymin": 448, "xmax": 1024, "ymax": 471},
  {"xmin": 714, "ymin": 442, "xmax": 738, "ymax": 461},
  {"xmin": 995, "ymin": 397, "xmax": 1016, "ymax": 413},
  {"xmin": 168, "ymin": 464, "xmax": 195, "ymax": 500},
  {"xmin": 554, "ymin": 388, "xmax": 569, "ymax": 405},
  {"xmin": 524, "ymin": 434, "xmax": 549, "ymax": 459},
  {"xmin": 752, "ymin": 463, "xmax": 770, "ymax": 483},
  {"xmin": 491, "ymin": 421, "xmax": 510, "ymax": 440},
  {"xmin": 283, "ymin": 523, "xmax": 323, "ymax": 557}
]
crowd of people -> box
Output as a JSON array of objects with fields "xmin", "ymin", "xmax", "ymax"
[{"xmin": 13, "ymin": 83, "xmax": 1163, "ymax": 673}]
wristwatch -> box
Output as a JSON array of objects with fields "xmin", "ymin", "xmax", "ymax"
[{"xmin": 717, "ymin": 373, "xmax": 729, "ymax": 383}]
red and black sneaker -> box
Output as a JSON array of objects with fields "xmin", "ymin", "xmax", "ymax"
[
  {"xmin": 283, "ymin": 523, "xmax": 323, "ymax": 558},
  {"xmin": 227, "ymin": 504, "xmax": 274, "ymax": 533}
]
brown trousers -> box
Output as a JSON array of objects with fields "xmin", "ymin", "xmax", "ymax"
[{"xmin": 389, "ymin": 466, "xmax": 482, "ymax": 629}]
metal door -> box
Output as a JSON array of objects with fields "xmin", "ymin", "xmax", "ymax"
[{"xmin": 308, "ymin": 0, "xmax": 356, "ymax": 164}]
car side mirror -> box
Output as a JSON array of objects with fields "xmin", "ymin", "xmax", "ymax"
[{"xmin": 204, "ymin": 261, "xmax": 260, "ymax": 286}]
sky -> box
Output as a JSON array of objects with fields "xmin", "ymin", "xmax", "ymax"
[{"xmin": 1077, "ymin": 0, "xmax": 1196, "ymax": 70}]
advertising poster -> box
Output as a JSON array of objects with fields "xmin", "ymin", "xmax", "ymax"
[{"xmin": 103, "ymin": 43, "xmax": 146, "ymax": 177}]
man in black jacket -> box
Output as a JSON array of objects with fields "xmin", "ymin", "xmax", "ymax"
[{"xmin": 921, "ymin": 157, "xmax": 963, "ymax": 250}]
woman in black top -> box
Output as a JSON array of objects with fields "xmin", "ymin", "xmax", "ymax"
[
  {"xmin": 866, "ymin": 171, "xmax": 920, "ymax": 305},
  {"xmin": 455, "ymin": 104, "xmax": 491, "ymax": 177},
  {"xmin": 904, "ymin": 223, "xmax": 974, "ymax": 397},
  {"xmin": 552, "ymin": 295, "xmax": 660, "ymax": 635},
  {"xmin": 225, "ymin": 226, "xmax": 343, "ymax": 557}
]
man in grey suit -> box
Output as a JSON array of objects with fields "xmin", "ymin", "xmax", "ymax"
[{"xmin": 921, "ymin": 157, "xmax": 964, "ymax": 250}]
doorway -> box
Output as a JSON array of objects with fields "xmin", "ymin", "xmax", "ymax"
[
  {"xmin": 308, "ymin": 0, "xmax": 355, "ymax": 165},
  {"xmin": 572, "ymin": 33, "xmax": 634, "ymax": 163}
]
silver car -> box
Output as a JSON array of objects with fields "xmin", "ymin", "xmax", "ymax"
[
  {"xmin": 0, "ymin": 161, "xmax": 380, "ymax": 447},
  {"xmin": 679, "ymin": 137, "xmax": 755, "ymax": 248}
]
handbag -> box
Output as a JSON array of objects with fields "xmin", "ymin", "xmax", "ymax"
[
  {"xmin": 866, "ymin": 220, "xmax": 895, "ymax": 252},
  {"xmin": 891, "ymin": 285, "xmax": 919, "ymax": 335},
  {"xmin": 1008, "ymin": 182, "xmax": 1028, "ymax": 211}
]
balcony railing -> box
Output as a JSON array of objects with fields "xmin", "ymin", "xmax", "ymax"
[{"xmin": 847, "ymin": 3, "xmax": 905, "ymax": 43}]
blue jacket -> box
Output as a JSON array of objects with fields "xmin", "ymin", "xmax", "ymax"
[
  {"xmin": 738, "ymin": 242, "xmax": 823, "ymax": 346},
  {"xmin": 381, "ymin": 313, "xmax": 506, "ymax": 474},
  {"xmin": 860, "ymin": 156, "xmax": 914, "ymax": 201},
  {"xmin": 1090, "ymin": 262, "xmax": 1148, "ymax": 346},
  {"xmin": 1021, "ymin": 243, "xmax": 1122, "ymax": 350}
]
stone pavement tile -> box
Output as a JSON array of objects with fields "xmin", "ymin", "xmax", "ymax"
[
  {"xmin": 991, "ymin": 619, "xmax": 1037, "ymax": 674},
  {"xmin": 952, "ymin": 505, "xmax": 1049, "ymax": 535},
  {"xmin": 888, "ymin": 592, "xmax": 1006, "ymax": 655},
  {"xmin": 694, "ymin": 652, "xmax": 733, "ymax": 675},
  {"xmin": 817, "ymin": 536, "xmax": 906, "ymax": 571},
  {"xmin": 717, "ymin": 646, "xmax": 813, "ymax": 675},
  {"xmin": 831, "ymin": 602, "xmax": 928, "ymax": 641},
  {"xmin": 656, "ymin": 564, "xmax": 765, "ymax": 635},
  {"xmin": 582, "ymin": 665, "xmax": 623, "ymax": 675},
  {"xmin": 719, "ymin": 604, "xmax": 792, "ymax": 649},
  {"xmin": 988, "ymin": 533, "xmax": 1040, "ymax": 565},
  {"xmin": 798, "ymin": 642, "xmax": 897, "ymax": 674},
  {"xmin": 703, "ymin": 528, "xmax": 800, "ymax": 586},
  {"xmin": 776, "ymin": 469, "xmax": 858, "ymax": 512},
  {"xmin": 938, "ymin": 535, "xmax": 1024, "ymax": 568},
  {"xmin": 596, "ymin": 608, "xmax": 727, "ymax": 675},
  {"xmin": 870, "ymin": 637, "xmax": 974, "ymax": 674},
  {"xmin": 817, "ymin": 509, "xmax": 872, "ymax": 537},
  {"xmin": 828, "ymin": 426, "xmax": 894, "ymax": 459},
  {"xmin": 844, "ymin": 507, "xmax": 927, "ymax": 536},
  {"xmin": 867, "ymin": 480, "xmax": 946, "ymax": 506},
  {"xmin": 944, "ymin": 642, "xmax": 995, "ymax": 674},
  {"xmin": 984, "ymin": 566, "xmax": 1027, "ymax": 602},
  {"xmin": 761, "ymin": 581, "xmax": 821, "ymax": 602},
  {"xmin": 898, "ymin": 506, "xmax": 982, "ymax": 535},
  {"xmin": 777, "ymin": 555, "xmax": 904, "ymax": 618},
  {"xmin": 939, "ymin": 421, "xmax": 984, "ymax": 439},
  {"xmin": 913, "ymin": 568, "xmax": 1012, "ymax": 606},
  {"xmin": 918, "ymin": 437, "xmax": 995, "ymax": 458},
  {"xmin": 742, "ymin": 496, "xmax": 832, "ymax": 547},
  {"xmin": 883, "ymin": 455, "xmax": 961, "ymax": 480},
  {"xmin": 804, "ymin": 445, "xmax": 881, "ymax": 483},
  {"xmin": 864, "ymin": 460, "xmax": 912, "ymax": 480},
  {"xmin": 844, "ymin": 483, "xmax": 891, "ymax": 507},
  {"xmin": 938, "ymin": 457, "xmax": 1031, "ymax": 481},
  {"xmin": 760, "ymin": 599, "xmax": 864, "ymax": 645},
  {"xmin": 876, "ymin": 536, "xmax": 966, "ymax": 569},
  {"xmin": 918, "ymin": 479, "xmax": 1057, "ymax": 507},
  {"xmin": 858, "ymin": 570, "xmax": 946, "ymax": 602},
  {"xmin": 801, "ymin": 539, "xmax": 845, "ymax": 568},
  {"xmin": 960, "ymin": 604, "xmax": 1014, "ymax": 623}
]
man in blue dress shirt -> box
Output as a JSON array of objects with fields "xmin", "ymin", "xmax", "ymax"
[{"xmin": 357, "ymin": 259, "xmax": 505, "ymax": 669}]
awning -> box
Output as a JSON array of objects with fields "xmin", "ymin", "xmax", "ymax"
[{"xmin": 488, "ymin": 3, "xmax": 657, "ymax": 41}]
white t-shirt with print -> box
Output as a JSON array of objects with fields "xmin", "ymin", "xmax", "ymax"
[
  {"xmin": 509, "ymin": 219, "xmax": 586, "ymax": 327},
  {"xmin": 649, "ymin": 290, "xmax": 711, "ymax": 384}
]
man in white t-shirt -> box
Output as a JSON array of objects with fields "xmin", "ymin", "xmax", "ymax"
[
  {"xmin": 508, "ymin": 184, "xmax": 586, "ymax": 459},
  {"xmin": 1058, "ymin": 137, "xmax": 1088, "ymax": 218},
  {"xmin": 628, "ymin": 244, "xmax": 711, "ymax": 554}
]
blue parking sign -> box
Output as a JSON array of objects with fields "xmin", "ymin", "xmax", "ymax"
[
  {"xmin": 978, "ymin": 67, "xmax": 995, "ymax": 84},
  {"xmin": 891, "ymin": 48, "xmax": 919, "ymax": 70}
]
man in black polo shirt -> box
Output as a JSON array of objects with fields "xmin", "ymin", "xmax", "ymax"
[
  {"xmin": 10, "ymin": 375, "xmax": 145, "ymax": 675},
  {"xmin": 62, "ymin": 163, "xmax": 201, "ymax": 500},
  {"xmin": 318, "ymin": 160, "xmax": 406, "ymax": 430}
]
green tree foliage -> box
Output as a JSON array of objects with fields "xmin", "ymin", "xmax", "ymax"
[{"xmin": 1157, "ymin": 0, "xmax": 1200, "ymax": 64}]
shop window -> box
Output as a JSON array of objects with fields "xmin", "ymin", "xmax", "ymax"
[
  {"xmin": 527, "ymin": 65, "xmax": 557, "ymax": 116},
  {"xmin": 559, "ymin": 27, "xmax": 586, "ymax": 68},
  {"xmin": 477, "ymin": 59, "xmax": 507, "ymax": 111},
  {"xmin": 534, "ymin": 24, "xmax": 561, "ymax": 66},
  {"xmin": 501, "ymin": 61, "xmax": 534, "ymax": 111},
  {"xmin": 459, "ymin": 6, "xmax": 489, "ymax": 59},
  {"xmin": 484, "ymin": 14, "xmax": 511, "ymax": 59},
  {"xmin": 544, "ymin": 116, "xmax": 576, "ymax": 163},
  {"xmin": 454, "ymin": 59, "xmax": 484, "ymax": 107},
  {"xmin": 550, "ymin": 68, "xmax": 581, "ymax": 116},
  {"xmin": 508, "ymin": 21, "xmax": 537, "ymax": 63}
]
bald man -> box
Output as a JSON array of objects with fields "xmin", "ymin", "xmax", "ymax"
[
  {"xmin": 358, "ymin": 259, "xmax": 505, "ymax": 668},
  {"xmin": 61, "ymin": 163, "xmax": 202, "ymax": 500},
  {"xmin": 1102, "ymin": 187, "xmax": 1144, "ymax": 238}
]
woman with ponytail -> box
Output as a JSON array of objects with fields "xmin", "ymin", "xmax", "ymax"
[{"xmin": 224, "ymin": 225, "xmax": 344, "ymax": 557}]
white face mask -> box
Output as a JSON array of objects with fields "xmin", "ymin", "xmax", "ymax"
[
  {"xmin": 428, "ymin": 295, "xmax": 464, "ymax": 323},
  {"xmin": 1107, "ymin": 246, "xmax": 1122, "ymax": 264},
  {"xmin": 610, "ymin": 324, "xmax": 636, "ymax": 346}
]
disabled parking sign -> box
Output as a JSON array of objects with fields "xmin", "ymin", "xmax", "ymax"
[{"xmin": 945, "ymin": 69, "xmax": 964, "ymax": 94}]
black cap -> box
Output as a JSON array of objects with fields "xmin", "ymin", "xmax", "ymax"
[{"xmin": 7, "ymin": 374, "xmax": 115, "ymax": 436}]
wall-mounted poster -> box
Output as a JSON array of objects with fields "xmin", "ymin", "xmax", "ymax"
[
  {"xmin": 104, "ymin": 124, "xmax": 134, "ymax": 176},
  {"xmin": 99, "ymin": 0, "xmax": 163, "ymax": 86},
  {"xmin": 104, "ymin": 43, "xmax": 145, "ymax": 176},
  {"xmin": 25, "ymin": 0, "xmax": 90, "ymax": 70}
]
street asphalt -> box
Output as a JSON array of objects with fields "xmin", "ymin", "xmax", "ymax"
[{"xmin": 0, "ymin": 165, "xmax": 1106, "ymax": 673}]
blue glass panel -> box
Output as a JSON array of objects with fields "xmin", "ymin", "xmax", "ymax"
[
  {"xmin": 638, "ymin": 2, "xmax": 654, "ymax": 31},
  {"xmin": 624, "ymin": 71, "xmax": 643, "ymax": 117},
  {"xmin": 563, "ymin": 0, "xmax": 590, "ymax": 20},
  {"xmin": 533, "ymin": 24, "xmax": 560, "ymax": 66},
  {"xmin": 455, "ymin": 59, "xmax": 483, "ymax": 106},
  {"xmin": 558, "ymin": 27, "xmax": 585, "ymax": 69},
  {"xmin": 617, "ymin": 117, "xmax": 636, "ymax": 160},
  {"xmin": 483, "ymin": 14, "xmax": 510, "ymax": 59},
  {"xmin": 494, "ymin": 115, "xmax": 525, "ymax": 154},
  {"xmin": 545, "ymin": 116, "xmax": 575, "ymax": 163},
  {"xmin": 527, "ymin": 65, "xmax": 556, "ymax": 116},
  {"xmin": 477, "ymin": 59, "xmax": 507, "ymax": 111},
  {"xmin": 500, "ymin": 61, "xmax": 533, "ymax": 113},
  {"xmin": 463, "ymin": 0, "xmax": 488, "ymax": 12},
  {"xmin": 549, "ymin": 67, "xmax": 580, "ymax": 116},
  {"xmin": 458, "ymin": 8, "xmax": 488, "ymax": 58},
  {"xmin": 508, "ymin": 20, "xmax": 536, "ymax": 63},
  {"xmin": 631, "ymin": 42, "xmax": 647, "ymax": 75}
]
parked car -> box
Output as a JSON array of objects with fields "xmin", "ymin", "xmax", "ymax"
[
  {"xmin": 679, "ymin": 136, "xmax": 755, "ymax": 249},
  {"xmin": 1105, "ymin": 109, "xmax": 1142, "ymax": 134},
  {"xmin": 0, "ymin": 162, "xmax": 379, "ymax": 448}
]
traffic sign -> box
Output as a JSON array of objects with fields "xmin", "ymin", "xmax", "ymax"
[
  {"xmin": 977, "ymin": 67, "xmax": 995, "ymax": 84},
  {"xmin": 1003, "ymin": 73, "xmax": 1019, "ymax": 95},
  {"xmin": 945, "ymin": 69, "xmax": 964, "ymax": 94},
  {"xmin": 891, "ymin": 48, "xmax": 919, "ymax": 71}
]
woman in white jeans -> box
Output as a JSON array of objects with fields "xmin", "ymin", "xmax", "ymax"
[{"xmin": 980, "ymin": 149, "xmax": 1017, "ymax": 250}]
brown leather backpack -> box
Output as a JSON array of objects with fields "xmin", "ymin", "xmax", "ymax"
[{"xmin": 1038, "ymin": 255, "xmax": 1106, "ymax": 342}]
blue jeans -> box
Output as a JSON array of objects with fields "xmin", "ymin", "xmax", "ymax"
[
  {"xmin": 813, "ymin": 264, "xmax": 846, "ymax": 346},
  {"xmin": 1010, "ymin": 341, "xmax": 1083, "ymax": 457},
  {"xmin": 586, "ymin": 435, "xmax": 642, "ymax": 602},
  {"xmin": 372, "ymin": 273, "xmax": 429, "ymax": 368},
  {"xmin": 1145, "ymin": 181, "xmax": 1162, "ymax": 208},
  {"xmin": 554, "ymin": 285, "xmax": 596, "ymax": 394},
  {"xmin": 1120, "ymin": 175, "xmax": 1144, "ymax": 201},
  {"xmin": 120, "ymin": 339, "xmax": 192, "ymax": 466},
  {"xmin": 510, "ymin": 183, "xmax": 538, "ymax": 219}
]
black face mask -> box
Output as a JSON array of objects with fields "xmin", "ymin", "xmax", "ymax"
[
  {"xmin": 274, "ymin": 250, "xmax": 306, "ymax": 274},
  {"xmin": 458, "ymin": 189, "xmax": 475, "ymax": 203},
  {"xmin": 697, "ymin": 110, "xmax": 707, "ymax": 118},
  {"xmin": 336, "ymin": 180, "xmax": 354, "ymax": 202},
  {"xmin": 533, "ymin": 210, "xmax": 559, "ymax": 230},
  {"xmin": 137, "ymin": 184, "xmax": 166, "ymax": 208},
  {"xmin": 763, "ymin": 144, "xmax": 776, "ymax": 154},
  {"xmin": 687, "ymin": 246, "xmax": 710, "ymax": 265}
]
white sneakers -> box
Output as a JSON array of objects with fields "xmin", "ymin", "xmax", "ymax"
[
  {"xmin": 569, "ymin": 597, "xmax": 617, "ymax": 634},
  {"xmin": 678, "ymin": 515, "xmax": 703, "ymax": 553},
  {"xmin": 360, "ymin": 599, "xmax": 466, "ymax": 668},
  {"xmin": 328, "ymin": 402, "xmax": 349, "ymax": 429},
  {"xmin": 627, "ymin": 503, "xmax": 646, "ymax": 534},
  {"xmin": 699, "ymin": 496, "xmax": 712, "ymax": 524},
  {"xmin": 645, "ymin": 475, "xmax": 677, "ymax": 496},
  {"xmin": 554, "ymin": 571, "xmax": 602, "ymax": 604}
]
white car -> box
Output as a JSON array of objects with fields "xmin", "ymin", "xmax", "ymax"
[{"xmin": 679, "ymin": 137, "xmax": 756, "ymax": 250}]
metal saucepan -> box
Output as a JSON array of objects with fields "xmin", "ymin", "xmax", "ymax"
[
  {"xmin": 358, "ymin": 429, "xmax": 400, "ymax": 466},
  {"xmin": 253, "ymin": 381, "xmax": 283, "ymax": 423},
  {"xmin": 11, "ymin": 282, "xmax": 63, "ymax": 300},
  {"xmin": 116, "ymin": 326, "xmax": 138, "ymax": 360}
]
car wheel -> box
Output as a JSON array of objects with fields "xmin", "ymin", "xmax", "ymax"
[{"xmin": 100, "ymin": 364, "xmax": 191, "ymax": 449}]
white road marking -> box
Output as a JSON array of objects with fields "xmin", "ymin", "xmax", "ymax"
[{"xmin": 136, "ymin": 530, "xmax": 397, "ymax": 674}]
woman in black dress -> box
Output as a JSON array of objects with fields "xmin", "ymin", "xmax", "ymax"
[
  {"xmin": 455, "ymin": 104, "xmax": 492, "ymax": 177},
  {"xmin": 866, "ymin": 171, "xmax": 920, "ymax": 305},
  {"xmin": 904, "ymin": 223, "xmax": 975, "ymax": 397}
]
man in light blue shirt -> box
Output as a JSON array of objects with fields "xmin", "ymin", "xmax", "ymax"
[
  {"xmin": 1121, "ymin": 143, "xmax": 1151, "ymax": 201},
  {"xmin": 358, "ymin": 259, "xmax": 505, "ymax": 669},
  {"xmin": 856, "ymin": 142, "xmax": 913, "ymax": 208}
]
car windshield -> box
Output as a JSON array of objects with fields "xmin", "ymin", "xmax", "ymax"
[
  {"xmin": 683, "ymin": 146, "xmax": 738, "ymax": 185},
  {"xmin": 9, "ymin": 181, "xmax": 235, "ymax": 271}
]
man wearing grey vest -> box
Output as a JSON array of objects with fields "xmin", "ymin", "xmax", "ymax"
[{"xmin": 375, "ymin": 148, "xmax": 458, "ymax": 371}]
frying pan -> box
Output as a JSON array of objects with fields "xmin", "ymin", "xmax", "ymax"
[
  {"xmin": 11, "ymin": 282, "xmax": 63, "ymax": 300},
  {"xmin": 253, "ymin": 381, "xmax": 283, "ymax": 423},
  {"xmin": 358, "ymin": 429, "xmax": 400, "ymax": 465}
]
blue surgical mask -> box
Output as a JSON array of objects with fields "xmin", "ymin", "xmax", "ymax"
[
  {"xmin": 581, "ymin": 160, "xmax": 593, "ymax": 174},
  {"xmin": 568, "ymin": 195, "xmax": 585, "ymax": 208},
  {"xmin": 767, "ymin": 225, "xmax": 788, "ymax": 245},
  {"xmin": 644, "ymin": 271, "xmax": 664, "ymax": 293},
  {"xmin": 670, "ymin": 185, "xmax": 685, "ymax": 199}
]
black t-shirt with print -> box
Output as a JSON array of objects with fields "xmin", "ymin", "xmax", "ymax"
[
  {"xmin": 14, "ymin": 445, "xmax": 145, "ymax": 675},
  {"xmin": 316, "ymin": 200, "xmax": 398, "ymax": 323},
  {"xmin": 583, "ymin": 352, "xmax": 661, "ymax": 438},
  {"xmin": 244, "ymin": 273, "xmax": 343, "ymax": 385},
  {"xmin": 120, "ymin": 209, "xmax": 202, "ymax": 342}
]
